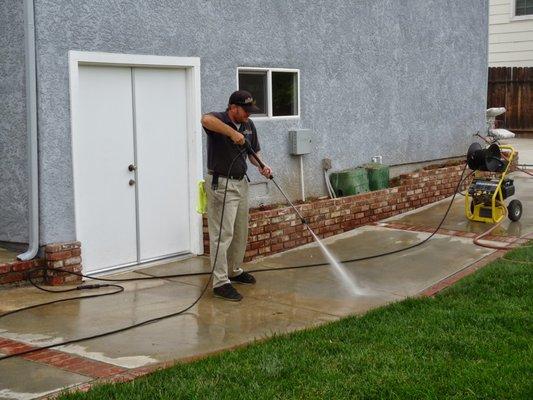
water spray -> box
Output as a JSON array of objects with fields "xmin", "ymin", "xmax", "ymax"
[{"xmin": 244, "ymin": 140, "xmax": 365, "ymax": 296}]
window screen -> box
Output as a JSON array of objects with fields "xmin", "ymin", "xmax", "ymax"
[
  {"xmin": 272, "ymin": 72, "xmax": 298, "ymax": 117},
  {"xmin": 516, "ymin": 0, "xmax": 533, "ymax": 16},
  {"xmin": 238, "ymin": 71, "xmax": 267, "ymax": 115}
]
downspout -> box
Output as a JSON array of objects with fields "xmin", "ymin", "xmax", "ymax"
[{"xmin": 18, "ymin": 0, "xmax": 39, "ymax": 261}]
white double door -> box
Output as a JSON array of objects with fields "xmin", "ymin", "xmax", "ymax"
[{"xmin": 74, "ymin": 65, "xmax": 191, "ymax": 273}]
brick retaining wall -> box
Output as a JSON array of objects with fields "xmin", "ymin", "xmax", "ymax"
[
  {"xmin": 203, "ymin": 158, "xmax": 518, "ymax": 262},
  {"xmin": 0, "ymin": 242, "xmax": 83, "ymax": 286},
  {"xmin": 0, "ymin": 259, "xmax": 43, "ymax": 285}
]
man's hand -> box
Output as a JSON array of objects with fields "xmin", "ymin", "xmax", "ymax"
[
  {"xmin": 231, "ymin": 130, "xmax": 245, "ymax": 145},
  {"xmin": 259, "ymin": 164, "xmax": 273, "ymax": 178},
  {"xmin": 201, "ymin": 113, "xmax": 245, "ymax": 145}
]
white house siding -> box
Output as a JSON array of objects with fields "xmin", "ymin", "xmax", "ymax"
[{"xmin": 489, "ymin": 0, "xmax": 533, "ymax": 66}]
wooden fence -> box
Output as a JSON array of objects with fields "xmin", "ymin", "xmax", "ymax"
[{"xmin": 487, "ymin": 67, "xmax": 533, "ymax": 136}]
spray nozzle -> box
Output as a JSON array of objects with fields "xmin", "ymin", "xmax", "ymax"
[{"xmin": 76, "ymin": 284, "xmax": 107, "ymax": 290}]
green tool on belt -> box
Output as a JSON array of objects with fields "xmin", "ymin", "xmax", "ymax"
[{"xmin": 196, "ymin": 180, "xmax": 207, "ymax": 214}]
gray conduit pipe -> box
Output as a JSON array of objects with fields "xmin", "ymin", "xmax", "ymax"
[
  {"xmin": 324, "ymin": 170, "xmax": 336, "ymax": 199},
  {"xmin": 18, "ymin": 0, "xmax": 39, "ymax": 261}
]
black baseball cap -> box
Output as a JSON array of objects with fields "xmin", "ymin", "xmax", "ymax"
[{"xmin": 228, "ymin": 90, "xmax": 261, "ymax": 113}]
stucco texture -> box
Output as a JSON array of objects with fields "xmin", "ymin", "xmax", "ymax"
[
  {"xmin": 32, "ymin": 0, "xmax": 488, "ymax": 244},
  {"xmin": 0, "ymin": 0, "xmax": 28, "ymax": 243}
]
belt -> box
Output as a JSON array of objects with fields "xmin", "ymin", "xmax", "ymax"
[{"xmin": 208, "ymin": 170, "xmax": 245, "ymax": 181}]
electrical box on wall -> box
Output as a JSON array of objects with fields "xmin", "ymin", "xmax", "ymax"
[{"xmin": 289, "ymin": 129, "xmax": 313, "ymax": 155}]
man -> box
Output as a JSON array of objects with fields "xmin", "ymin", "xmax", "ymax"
[{"xmin": 201, "ymin": 90, "xmax": 272, "ymax": 301}]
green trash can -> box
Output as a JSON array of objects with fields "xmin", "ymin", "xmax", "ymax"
[
  {"xmin": 329, "ymin": 168, "xmax": 369, "ymax": 197},
  {"xmin": 363, "ymin": 163, "xmax": 390, "ymax": 191}
]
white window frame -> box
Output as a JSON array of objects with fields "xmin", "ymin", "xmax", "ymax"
[
  {"xmin": 236, "ymin": 67, "xmax": 300, "ymax": 120},
  {"xmin": 510, "ymin": 0, "xmax": 533, "ymax": 21}
]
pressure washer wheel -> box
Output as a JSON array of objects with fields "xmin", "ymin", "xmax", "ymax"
[{"xmin": 507, "ymin": 199, "xmax": 522, "ymax": 222}]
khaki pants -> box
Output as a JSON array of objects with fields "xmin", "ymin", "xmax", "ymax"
[{"xmin": 205, "ymin": 174, "xmax": 249, "ymax": 288}]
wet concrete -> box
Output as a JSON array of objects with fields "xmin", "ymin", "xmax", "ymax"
[
  {"xmin": 0, "ymin": 352, "xmax": 90, "ymax": 400},
  {"xmin": 389, "ymin": 173, "xmax": 533, "ymax": 237},
  {"xmin": 0, "ymin": 225, "xmax": 493, "ymax": 380}
]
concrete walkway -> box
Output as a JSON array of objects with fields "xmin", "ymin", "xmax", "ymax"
[{"xmin": 1, "ymin": 140, "xmax": 532, "ymax": 399}]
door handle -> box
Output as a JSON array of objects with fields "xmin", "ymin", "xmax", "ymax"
[
  {"xmin": 128, "ymin": 164, "xmax": 137, "ymax": 171},
  {"xmin": 129, "ymin": 179, "xmax": 136, "ymax": 186}
]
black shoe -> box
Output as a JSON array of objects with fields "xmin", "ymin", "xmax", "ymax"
[
  {"xmin": 230, "ymin": 271, "xmax": 256, "ymax": 285},
  {"xmin": 213, "ymin": 283, "xmax": 243, "ymax": 302}
]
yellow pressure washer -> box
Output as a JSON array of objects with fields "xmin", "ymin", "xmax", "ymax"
[{"xmin": 465, "ymin": 142, "xmax": 522, "ymax": 223}]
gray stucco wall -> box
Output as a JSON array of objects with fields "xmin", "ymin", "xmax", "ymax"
[
  {"xmin": 0, "ymin": 1, "xmax": 28, "ymax": 243},
  {"xmin": 33, "ymin": 0, "xmax": 488, "ymax": 244}
]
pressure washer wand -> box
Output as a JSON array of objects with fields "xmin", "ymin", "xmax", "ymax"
[{"xmin": 244, "ymin": 140, "xmax": 309, "ymax": 226}]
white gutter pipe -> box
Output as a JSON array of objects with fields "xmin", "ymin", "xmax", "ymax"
[{"xmin": 18, "ymin": 0, "xmax": 39, "ymax": 261}]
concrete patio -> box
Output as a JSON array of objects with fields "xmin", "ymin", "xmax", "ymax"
[{"xmin": 0, "ymin": 140, "xmax": 532, "ymax": 400}]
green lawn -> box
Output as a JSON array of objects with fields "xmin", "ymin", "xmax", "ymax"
[{"xmin": 60, "ymin": 244, "xmax": 532, "ymax": 400}]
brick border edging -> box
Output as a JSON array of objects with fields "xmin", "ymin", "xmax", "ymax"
[
  {"xmin": 419, "ymin": 232, "xmax": 533, "ymax": 297},
  {"xmin": 0, "ymin": 337, "xmax": 127, "ymax": 379},
  {"xmin": 377, "ymin": 221, "xmax": 527, "ymax": 244},
  {"xmin": 418, "ymin": 251, "xmax": 506, "ymax": 297}
]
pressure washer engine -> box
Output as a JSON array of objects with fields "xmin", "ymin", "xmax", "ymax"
[
  {"xmin": 467, "ymin": 177, "xmax": 519, "ymax": 221},
  {"xmin": 465, "ymin": 139, "xmax": 523, "ymax": 223}
]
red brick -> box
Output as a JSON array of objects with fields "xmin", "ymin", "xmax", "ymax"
[
  {"xmin": 65, "ymin": 257, "xmax": 82, "ymax": 266},
  {"xmin": 0, "ymin": 265, "xmax": 11, "ymax": 274},
  {"xmin": 47, "ymin": 276, "xmax": 65, "ymax": 286},
  {"xmin": 249, "ymin": 241, "xmax": 263, "ymax": 250},
  {"xmin": 47, "ymin": 260, "xmax": 64, "ymax": 268},
  {"xmin": 256, "ymin": 233, "xmax": 270, "ymax": 241},
  {"xmin": 46, "ymin": 250, "xmax": 72, "ymax": 261},
  {"xmin": 264, "ymin": 223, "xmax": 280, "ymax": 232},
  {"xmin": 271, "ymin": 243, "xmax": 284, "ymax": 252},
  {"xmin": 328, "ymin": 224, "xmax": 341, "ymax": 232},
  {"xmin": 64, "ymin": 274, "xmax": 83, "ymax": 284},
  {"xmin": 289, "ymin": 232, "xmax": 302, "ymax": 240},
  {"xmin": 0, "ymin": 272, "xmax": 24, "ymax": 284},
  {"xmin": 284, "ymin": 240, "xmax": 296, "ymax": 249},
  {"xmin": 10, "ymin": 261, "xmax": 33, "ymax": 271},
  {"xmin": 45, "ymin": 242, "xmax": 81, "ymax": 253},
  {"xmin": 271, "ymin": 229, "xmax": 284, "ymax": 237},
  {"xmin": 250, "ymin": 227, "xmax": 264, "ymax": 235},
  {"xmin": 258, "ymin": 246, "xmax": 271, "ymax": 255}
]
